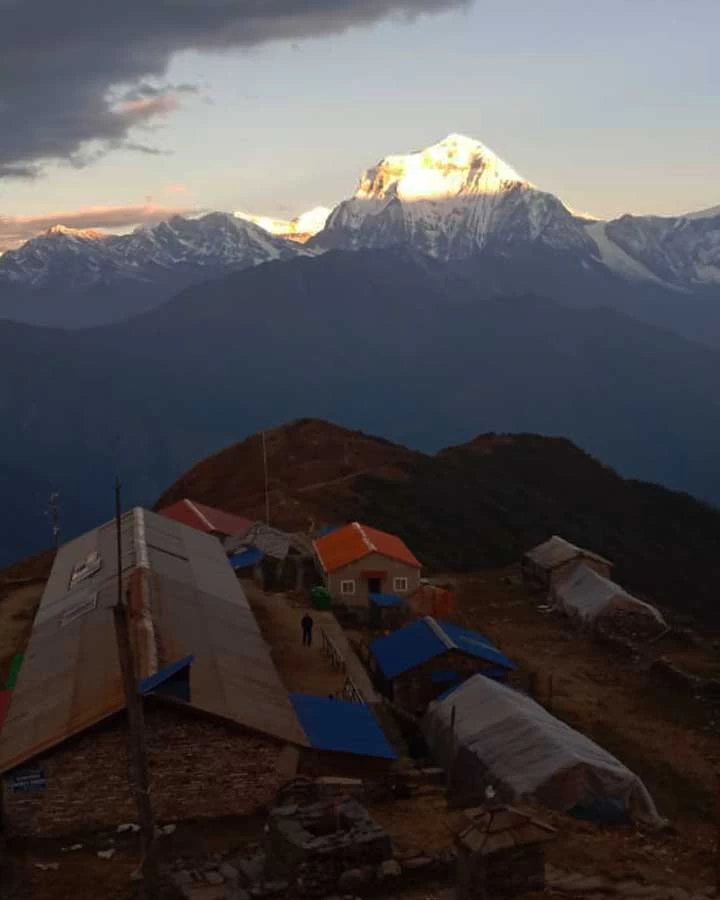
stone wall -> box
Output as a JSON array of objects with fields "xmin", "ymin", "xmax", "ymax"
[{"xmin": 1, "ymin": 704, "xmax": 288, "ymax": 838}]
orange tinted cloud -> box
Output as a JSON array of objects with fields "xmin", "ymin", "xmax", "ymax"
[{"xmin": 0, "ymin": 203, "xmax": 195, "ymax": 251}]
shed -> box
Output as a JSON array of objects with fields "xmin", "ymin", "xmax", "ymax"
[
  {"xmin": 369, "ymin": 592, "xmax": 408, "ymax": 629},
  {"xmin": 228, "ymin": 546, "xmax": 265, "ymax": 578},
  {"xmin": 454, "ymin": 805, "xmax": 556, "ymax": 899},
  {"xmin": 423, "ymin": 675, "xmax": 662, "ymax": 826},
  {"xmin": 313, "ymin": 522, "xmax": 421, "ymax": 607},
  {"xmin": 522, "ymin": 536, "xmax": 612, "ymax": 590},
  {"xmin": 369, "ymin": 618, "xmax": 514, "ymax": 713},
  {"xmin": 552, "ymin": 564, "xmax": 666, "ymax": 634}
]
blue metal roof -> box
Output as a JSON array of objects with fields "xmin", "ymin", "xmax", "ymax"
[
  {"xmin": 139, "ymin": 655, "xmax": 194, "ymax": 695},
  {"xmin": 369, "ymin": 592, "xmax": 406, "ymax": 608},
  {"xmin": 228, "ymin": 547, "xmax": 264, "ymax": 570},
  {"xmin": 369, "ymin": 618, "xmax": 514, "ymax": 680},
  {"xmin": 290, "ymin": 694, "xmax": 396, "ymax": 760}
]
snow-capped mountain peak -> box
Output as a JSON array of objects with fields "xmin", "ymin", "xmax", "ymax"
[
  {"xmin": 44, "ymin": 224, "xmax": 107, "ymax": 240},
  {"xmin": 355, "ymin": 133, "xmax": 530, "ymax": 203},
  {"xmin": 234, "ymin": 206, "xmax": 332, "ymax": 243}
]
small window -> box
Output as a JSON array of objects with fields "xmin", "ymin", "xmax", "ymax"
[
  {"xmin": 69, "ymin": 551, "xmax": 101, "ymax": 588},
  {"xmin": 394, "ymin": 576, "xmax": 409, "ymax": 592},
  {"xmin": 340, "ymin": 579, "xmax": 356, "ymax": 595}
]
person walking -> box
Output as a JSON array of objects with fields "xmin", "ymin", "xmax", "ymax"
[{"xmin": 301, "ymin": 612, "xmax": 314, "ymax": 647}]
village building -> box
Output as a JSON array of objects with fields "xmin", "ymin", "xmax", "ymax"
[
  {"xmin": 551, "ymin": 564, "xmax": 666, "ymax": 634},
  {"xmin": 522, "ymin": 535, "xmax": 612, "ymax": 591},
  {"xmin": 157, "ymin": 498, "xmax": 253, "ymax": 548},
  {"xmin": 313, "ymin": 522, "xmax": 421, "ymax": 607},
  {"xmin": 368, "ymin": 617, "xmax": 514, "ymax": 714},
  {"xmin": 0, "ymin": 509, "xmax": 394, "ymax": 838}
]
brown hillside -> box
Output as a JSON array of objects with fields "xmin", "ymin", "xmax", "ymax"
[
  {"xmin": 157, "ymin": 418, "xmax": 720, "ymax": 624},
  {"xmin": 156, "ymin": 418, "xmax": 421, "ymax": 532}
]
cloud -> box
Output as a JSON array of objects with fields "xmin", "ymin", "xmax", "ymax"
[
  {"xmin": 0, "ymin": 204, "xmax": 196, "ymax": 251},
  {"xmin": 0, "ymin": 0, "xmax": 467, "ymax": 178}
]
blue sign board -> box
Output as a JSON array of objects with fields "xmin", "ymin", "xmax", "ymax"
[{"xmin": 10, "ymin": 768, "xmax": 47, "ymax": 793}]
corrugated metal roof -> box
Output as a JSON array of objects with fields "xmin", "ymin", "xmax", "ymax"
[
  {"xmin": 228, "ymin": 547, "xmax": 264, "ymax": 570},
  {"xmin": 290, "ymin": 694, "xmax": 396, "ymax": 760},
  {"xmin": 369, "ymin": 593, "xmax": 406, "ymax": 608},
  {"xmin": 525, "ymin": 536, "xmax": 611, "ymax": 571},
  {"xmin": 0, "ymin": 508, "xmax": 308, "ymax": 775},
  {"xmin": 314, "ymin": 522, "xmax": 421, "ymax": 574},
  {"xmin": 158, "ymin": 499, "xmax": 253, "ymax": 539},
  {"xmin": 370, "ymin": 618, "xmax": 514, "ymax": 680}
]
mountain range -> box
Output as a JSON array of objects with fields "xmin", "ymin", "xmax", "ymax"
[
  {"xmin": 2, "ymin": 133, "xmax": 720, "ymax": 565},
  {"xmin": 2, "ymin": 134, "xmax": 719, "ymax": 335}
]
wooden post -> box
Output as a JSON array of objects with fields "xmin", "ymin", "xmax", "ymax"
[
  {"xmin": 547, "ymin": 673, "xmax": 554, "ymax": 713},
  {"xmin": 113, "ymin": 480, "xmax": 159, "ymax": 899}
]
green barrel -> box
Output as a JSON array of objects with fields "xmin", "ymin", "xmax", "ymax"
[{"xmin": 5, "ymin": 654, "xmax": 23, "ymax": 689}]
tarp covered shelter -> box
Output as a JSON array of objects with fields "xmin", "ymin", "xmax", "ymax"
[
  {"xmin": 552, "ymin": 564, "xmax": 665, "ymax": 630},
  {"xmin": 423, "ymin": 675, "xmax": 662, "ymax": 826}
]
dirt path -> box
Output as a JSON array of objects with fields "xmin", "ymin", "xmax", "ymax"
[{"xmin": 244, "ymin": 584, "xmax": 347, "ymax": 696}]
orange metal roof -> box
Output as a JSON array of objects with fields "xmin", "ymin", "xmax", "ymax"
[{"xmin": 313, "ymin": 522, "xmax": 421, "ymax": 573}]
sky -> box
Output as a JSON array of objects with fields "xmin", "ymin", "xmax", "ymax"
[{"xmin": 0, "ymin": 0, "xmax": 718, "ymax": 250}]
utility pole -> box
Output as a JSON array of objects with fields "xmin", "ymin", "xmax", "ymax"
[
  {"xmin": 113, "ymin": 479, "xmax": 159, "ymax": 899},
  {"xmin": 262, "ymin": 431, "xmax": 270, "ymax": 526}
]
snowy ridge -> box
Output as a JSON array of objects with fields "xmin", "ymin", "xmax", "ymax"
[{"xmin": 0, "ymin": 212, "xmax": 303, "ymax": 288}]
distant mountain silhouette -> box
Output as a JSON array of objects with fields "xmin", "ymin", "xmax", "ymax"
[{"xmin": 4, "ymin": 249, "xmax": 720, "ymax": 564}]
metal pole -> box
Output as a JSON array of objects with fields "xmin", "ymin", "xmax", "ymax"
[
  {"xmin": 113, "ymin": 480, "xmax": 159, "ymax": 899},
  {"xmin": 262, "ymin": 431, "xmax": 270, "ymax": 526}
]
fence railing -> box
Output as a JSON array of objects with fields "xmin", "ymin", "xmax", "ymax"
[{"xmin": 320, "ymin": 628, "xmax": 365, "ymax": 704}]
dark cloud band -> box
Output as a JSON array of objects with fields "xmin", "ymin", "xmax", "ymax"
[{"xmin": 0, "ymin": 0, "xmax": 466, "ymax": 178}]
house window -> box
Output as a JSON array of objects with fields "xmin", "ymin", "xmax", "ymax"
[
  {"xmin": 340, "ymin": 580, "xmax": 356, "ymax": 595},
  {"xmin": 394, "ymin": 576, "xmax": 409, "ymax": 592}
]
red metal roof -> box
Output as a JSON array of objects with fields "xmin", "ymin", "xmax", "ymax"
[
  {"xmin": 158, "ymin": 499, "xmax": 253, "ymax": 538},
  {"xmin": 313, "ymin": 522, "xmax": 421, "ymax": 573}
]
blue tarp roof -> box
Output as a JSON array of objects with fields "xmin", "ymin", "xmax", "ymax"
[
  {"xmin": 369, "ymin": 617, "xmax": 515, "ymax": 680},
  {"xmin": 290, "ymin": 693, "xmax": 396, "ymax": 760},
  {"xmin": 228, "ymin": 547, "xmax": 264, "ymax": 570},
  {"xmin": 369, "ymin": 593, "xmax": 406, "ymax": 608},
  {"xmin": 139, "ymin": 654, "xmax": 194, "ymax": 695}
]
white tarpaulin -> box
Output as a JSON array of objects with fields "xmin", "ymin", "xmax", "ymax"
[
  {"xmin": 422, "ymin": 676, "xmax": 662, "ymax": 826},
  {"xmin": 552, "ymin": 564, "xmax": 666, "ymax": 628}
]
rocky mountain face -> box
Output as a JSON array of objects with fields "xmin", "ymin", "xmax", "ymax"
[
  {"xmin": 310, "ymin": 134, "xmax": 720, "ymax": 292},
  {"xmin": 313, "ymin": 134, "xmax": 598, "ymax": 259}
]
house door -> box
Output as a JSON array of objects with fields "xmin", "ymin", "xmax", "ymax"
[{"xmin": 368, "ymin": 577, "xmax": 382, "ymax": 594}]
